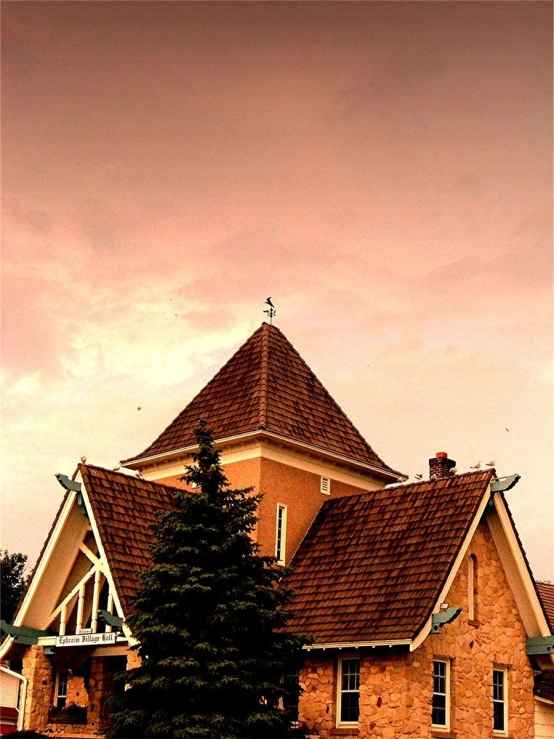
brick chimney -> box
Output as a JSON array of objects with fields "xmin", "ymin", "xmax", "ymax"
[{"xmin": 429, "ymin": 452, "xmax": 456, "ymax": 479}]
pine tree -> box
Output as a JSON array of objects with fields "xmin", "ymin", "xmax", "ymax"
[{"xmin": 107, "ymin": 422, "xmax": 307, "ymax": 739}]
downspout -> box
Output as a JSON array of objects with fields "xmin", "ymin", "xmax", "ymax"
[{"xmin": 0, "ymin": 664, "xmax": 28, "ymax": 731}]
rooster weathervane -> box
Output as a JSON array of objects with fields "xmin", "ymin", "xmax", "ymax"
[{"xmin": 264, "ymin": 297, "xmax": 276, "ymax": 325}]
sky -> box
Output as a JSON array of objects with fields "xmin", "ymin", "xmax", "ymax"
[{"xmin": 1, "ymin": 1, "xmax": 552, "ymax": 579}]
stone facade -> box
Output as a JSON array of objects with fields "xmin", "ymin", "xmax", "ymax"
[
  {"xmin": 22, "ymin": 651, "xmax": 129, "ymax": 736},
  {"xmin": 298, "ymin": 522, "xmax": 535, "ymax": 739}
]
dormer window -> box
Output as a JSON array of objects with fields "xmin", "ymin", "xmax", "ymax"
[{"xmin": 320, "ymin": 477, "xmax": 330, "ymax": 495}]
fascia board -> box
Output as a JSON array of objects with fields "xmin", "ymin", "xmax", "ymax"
[
  {"xmin": 410, "ymin": 484, "xmax": 491, "ymax": 652},
  {"xmin": 126, "ymin": 430, "xmax": 406, "ymax": 482},
  {"xmin": 489, "ymin": 494, "xmax": 550, "ymax": 638},
  {"xmin": 79, "ymin": 483, "xmax": 134, "ymax": 643},
  {"xmin": 304, "ymin": 639, "xmax": 411, "ymax": 650}
]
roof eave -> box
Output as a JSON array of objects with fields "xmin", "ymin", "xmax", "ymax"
[
  {"xmin": 304, "ymin": 639, "xmax": 412, "ymax": 651},
  {"xmin": 122, "ymin": 429, "xmax": 407, "ymax": 483}
]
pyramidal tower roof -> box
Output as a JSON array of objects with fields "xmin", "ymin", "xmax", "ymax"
[{"xmin": 124, "ymin": 323, "xmax": 403, "ymax": 479}]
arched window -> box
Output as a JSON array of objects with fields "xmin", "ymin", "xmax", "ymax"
[{"xmin": 468, "ymin": 554, "xmax": 477, "ymax": 622}]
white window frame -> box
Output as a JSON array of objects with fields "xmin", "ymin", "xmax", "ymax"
[
  {"xmin": 336, "ymin": 656, "xmax": 360, "ymax": 727},
  {"xmin": 54, "ymin": 669, "xmax": 69, "ymax": 709},
  {"xmin": 431, "ymin": 659, "xmax": 450, "ymax": 730},
  {"xmin": 275, "ymin": 504, "xmax": 287, "ymax": 565},
  {"xmin": 320, "ymin": 476, "xmax": 331, "ymax": 494},
  {"xmin": 493, "ymin": 667, "xmax": 508, "ymax": 735}
]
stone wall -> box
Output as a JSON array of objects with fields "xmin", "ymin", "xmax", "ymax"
[
  {"xmin": 298, "ymin": 522, "xmax": 535, "ymax": 739},
  {"xmin": 22, "ymin": 644, "xmax": 52, "ymax": 731}
]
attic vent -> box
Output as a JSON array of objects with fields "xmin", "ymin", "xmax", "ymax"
[{"xmin": 320, "ymin": 477, "xmax": 330, "ymax": 495}]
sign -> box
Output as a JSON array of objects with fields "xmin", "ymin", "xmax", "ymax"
[
  {"xmin": 55, "ymin": 632, "xmax": 117, "ymax": 647},
  {"xmin": 77, "ymin": 628, "xmax": 92, "ymax": 635}
]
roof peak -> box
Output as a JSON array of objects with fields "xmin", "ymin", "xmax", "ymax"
[{"xmin": 123, "ymin": 323, "xmax": 403, "ymax": 479}]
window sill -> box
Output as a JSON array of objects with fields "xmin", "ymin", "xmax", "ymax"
[
  {"xmin": 330, "ymin": 729, "xmax": 359, "ymax": 736},
  {"xmin": 431, "ymin": 732, "xmax": 456, "ymax": 739},
  {"xmin": 468, "ymin": 619, "xmax": 480, "ymax": 627}
]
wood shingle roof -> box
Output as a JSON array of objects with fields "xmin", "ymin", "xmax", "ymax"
[
  {"xmin": 536, "ymin": 581, "xmax": 554, "ymax": 632},
  {"xmin": 82, "ymin": 464, "xmax": 495, "ymax": 645},
  {"xmin": 80, "ymin": 464, "xmax": 179, "ymax": 615},
  {"xmin": 284, "ymin": 470, "xmax": 495, "ymax": 644},
  {"xmin": 123, "ymin": 323, "xmax": 402, "ymax": 479}
]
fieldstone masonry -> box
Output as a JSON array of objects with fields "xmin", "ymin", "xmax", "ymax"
[{"xmin": 298, "ymin": 523, "xmax": 535, "ymax": 739}]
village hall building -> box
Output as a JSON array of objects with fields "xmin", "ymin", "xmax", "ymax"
[{"xmin": 1, "ymin": 322, "xmax": 553, "ymax": 738}]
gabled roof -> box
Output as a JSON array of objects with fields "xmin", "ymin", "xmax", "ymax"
[
  {"xmin": 284, "ymin": 470, "xmax": 495, "ymax": 644},
  {"xmin": 79, "ymin": 464, "xmax": 179, "ymax": 615},
  {"xmin": 123, "ymin": 323, "xmax": 402, "ymax": 479},
  {"xmin": 537, "ymin": 581, "xmax": 554, "ymax": 632}
]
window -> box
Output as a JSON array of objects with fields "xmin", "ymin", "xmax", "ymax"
[
  {"xmin": 320, "ymin": 476, "xmax": 330, "ymax": 494},
  {"xmin": 55, "ymin": 669, "xmax": 69, "ymax": 709},
  {"xmin": 468, "ymin": 554, "xmax": 477, "ymax": 621},
  {"xmin": 338, "ymin": 657, "xmax": 360, "ymax": 725},
  {"xmin": 275, "ymin": 504, "xmax": 287, "ymax": 565},
  {"xmin": 282, "ymin": 663, "xmax": 300, "ymax": 725},
  {"xmin": 493, "ymin": 669, "xmax": 508, "ymax": 733},
  {"xmin": 432, "ymin": 660, "xmax": 450, "ymax": 729}
]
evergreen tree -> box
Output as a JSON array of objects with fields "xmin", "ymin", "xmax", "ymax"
[{"xmin": 107, "ymin": 422, "xmax": 307, "ymax": 739}]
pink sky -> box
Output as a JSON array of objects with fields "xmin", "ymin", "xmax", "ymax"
[{"xmin": 2, "ymin": 2, "xmax": 552, "ymax": 578}]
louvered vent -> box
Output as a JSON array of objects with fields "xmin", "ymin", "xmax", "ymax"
[{"xmin": 320, "ymin": 476, "xmax": 330, "ymax": 494}]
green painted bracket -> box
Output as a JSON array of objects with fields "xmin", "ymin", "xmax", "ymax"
[
  {"xmin": 431, "ymin": 607, "xmax": 462, "ymax": 635},
  {"xmin": 526, "ymin": 636, "xmax": 554, "ymax": 655},
  {"xmin": 0, "ymin": 619, "xmax": 49, "ymax": 645},
  {"xmin": 490, "ymin": 474, "xmax": 521, "ymax": 493},
  {"xmin": 44, "ymin": 646, "xmax": 57, "ymax": 657},
  {"xmin": 55, "ymin": 474, "xmax": 88, "ymax": 518},
  {"xmin": 98, "ymin": 610, "xmax": 124, "ymax": 630},
  {"xmin": 55, "ymin": 474, "xmax": 82, "ymax": 492}
]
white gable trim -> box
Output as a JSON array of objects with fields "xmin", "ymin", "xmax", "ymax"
[
  {"xmin": 78, "ymin": 477, "xmax": 134, "ymax": 642},
  {"xmin": 13, "ymin": 491, "xmax": 79, "ymax": 628},
  {"xmin": 410, "ymin": 485, "xmax": 491, "ymax": 651},
  {"xmin": 488, "ymin": 494, "xmax": 550, "ymax": 638}
]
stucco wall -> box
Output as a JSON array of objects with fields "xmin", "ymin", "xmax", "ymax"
[
  {"xmin": 298, "ymin": 521, "xmax": 535, "ymax": 739},
  {"xmin": 257, "ymin": 457, "xmax": 376, "ymax": 562}
]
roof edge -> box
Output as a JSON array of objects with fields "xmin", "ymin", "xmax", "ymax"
[
  {"xmin": 410, "ymin": 470, "xmax": 495, "ymax": 651},
  {"xmin": 304, "ymin": 639, "xmax": 412, "ymax": 651},
  {"xmin": 122, "ymin": 428, "xmax": 407, "ymax": 481}
]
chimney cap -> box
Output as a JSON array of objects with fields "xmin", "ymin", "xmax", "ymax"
[{"xmin": 436, "ymin": 452, "xmax": 448, "ymax": 459}]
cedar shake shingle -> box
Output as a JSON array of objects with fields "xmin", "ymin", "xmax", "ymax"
[
  {"xmin": 123, "ymin": 323, "xmax": 402, "ymax": 478},
  {"xmin": 284, "ymin": 470, "xmax": 495, "ymax": 643},
  {"xmin": 80, "ymin": 464, "xmax": 178, "ymax": 615},
  {"xmin": 536, "ymin": 581, "xmax": 554, "ymax": 632},
  {"xmin": 82, "ymin": 464, "xmax": 494, "ymax": 645}
]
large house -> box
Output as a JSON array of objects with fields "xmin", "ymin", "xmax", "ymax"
[{"xmin": 1, "ymin": 322, "xmax": 552, "ymax": 738}]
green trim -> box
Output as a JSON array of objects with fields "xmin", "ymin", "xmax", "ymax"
[
  {"xmin": 526, "ymin": 636, "xmax": 554, "ymax": 655},
  {"xmin": 490, "ymin": 474, "xmax": 520, "ymax": 493},
  {"xmin": 55, "ymin": 474, "xmax": 82, "ymax": 493},
  {"xmin": 430, "ymin": 607, "xmax": 462, "ymax": 635},
  {"xmin": 0, "ymin": 620, "xmax": 50, "ymax": 645},
  {"xmin": 98, "ymin": 610, "xmax": 123, "ymax": 629}
]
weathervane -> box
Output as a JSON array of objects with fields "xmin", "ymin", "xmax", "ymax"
[{"xmin": 264, "ymin": 297, "xmax": 276, "ymax": 325}]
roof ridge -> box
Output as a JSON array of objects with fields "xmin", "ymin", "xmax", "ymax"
[
  {"xmin": 258, "ymin": 323, "xmax": 270, "ymax": 429},
  {"xmin": 79, "ymin": 463, "xmax": 187, "ymax": 495}
]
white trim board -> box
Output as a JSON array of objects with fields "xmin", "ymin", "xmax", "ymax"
[
  {"xmin": 488, "ymin": 494, "xmax": 550, "ymax": 638},
  {"xmin": 142, "ymin": 439, "xmax": 385, "ymax": 492}
]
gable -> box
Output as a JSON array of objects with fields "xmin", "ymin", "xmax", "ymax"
[{"xmin": 285, "ymin": 470, "xmax": 493, "ymax": 646}]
